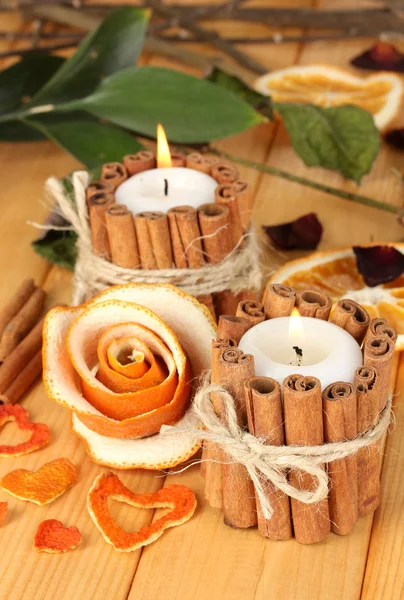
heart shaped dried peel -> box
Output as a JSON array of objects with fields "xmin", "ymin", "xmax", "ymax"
[
  {"xmin": 1, "ymin": 458, "xmax": 77, "ymax": 505},
  {"xmin": 34, "ymin": 519, "xmax": 82, "ymax": 553},
  {"xmin": 0, "ymin": 502, "xmax": 8, "ymax": 524},
  {"xmin": 87, "ymin": 472, "xmax": 196, "ymax": 552},
  {"xmin": 0, "ymin": 405, "xmax": 50, "ymax": 457}
]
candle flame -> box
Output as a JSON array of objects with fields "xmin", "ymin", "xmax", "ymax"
[
  {"xmin": 157, "ymin": 124, "xmax": 172, "ymax": 168},
  {"xmin": 289, "ymin": 307, "xmax": 303, "ymax": 337}
]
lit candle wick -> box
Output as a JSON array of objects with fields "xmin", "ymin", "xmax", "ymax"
[
  {"xmin": 292, "ymin": 345, "xmax": 303, "ymax": 366},
  {"xmin": 164, "ymin": 178, "xmax": 168, "ymax": 196}
]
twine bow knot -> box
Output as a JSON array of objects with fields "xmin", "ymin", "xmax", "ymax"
[{"xmin": 191, "ymin": 374, "xmax": 392, "ymax": 520}]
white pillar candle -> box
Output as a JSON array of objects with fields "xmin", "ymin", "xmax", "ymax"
[
  {"xmin": 238, "ymin": 315, "xmax": 363, "ymax": 389},
  {"xmin": 115, "ymin": 167, "xmax": 217, "ymax": 215}
]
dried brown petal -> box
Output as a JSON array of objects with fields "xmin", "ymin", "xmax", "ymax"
[
  {"xmin": 353, "ymin": 245, "xmax": 404, "ymax": 287},
  {"xmin": 263, "ymin": 213, "xmax": 323, "ymax": 250},
  {"xmin": 351, "ymin": 42, "xmax": 404, "ymax": 72}
]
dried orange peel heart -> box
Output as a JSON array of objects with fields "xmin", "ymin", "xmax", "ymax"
[
  {"xmin": 0, "ymin": 405, "xmax": 50, "ymax": 457},
  {"xmin": 1, "ymin": 458, "xmax": 77, "ymax": 505},
  {"xmin": 87, "ymin": 472, "xmax": 197, "ymax": 552},
  {"xmin": 0, "ymin": 501, "xmax": 8, "ymax": 524},
  {"xmin": 43, "ymin": 283, "xmax": 216, "ymax": 469},
  {"xmin": 34, "ymin": 519, "xmax": 82, "ymax": 553}
]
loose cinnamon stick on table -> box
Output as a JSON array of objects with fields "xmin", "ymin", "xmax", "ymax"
[
  {"xmin": 217, "ymin": 315, "xmax": 251, "ymax": 344},
  {"xmin": 244, "ymin": 376, "xmax": 292, "ymax": 540},
  {"xmin": 105, "ymin": 204, "xmax": 140, "ymax": 269},
  {"xmin": 204, "ymin": 337, "xmax": 237, "ymax": 506},
  {"xmin": 219, "ymin": 348, "xmax": 257, "ymax": 528},
  {"xmin": 123, "ymin": 150, "xmax": 155, "ymax": 175},
  {"xmin": 236, "ymin": 301, "xmax": 265, "ymax": 326},
  {"xmin": 322, "ymin": 382, "xmax": 358, "ymax": 535},
  {"xmin": 89, "ymin": 194, "xmax": 115, "ymax": 260},
  {"xmin": 296, "ymin": 290, "xmax": 332, "ymax": 320},
  {"xmin": 167, "ymin": 205, "xmax": 215, "ymax": 317},
  {"xmin": 0, "ymin": 287, "xmax": 46, "ymax": 361},
  {"xmin": 233, "ymin": 180, "xmax": 253, "ymax": 229},
  {"xmin": 100, "ymin": 162, "xmax": 128, "ymax": 190},
  {"xmin": 3, "ymin": 349, "xmax": 42, "ymax": 405},
  {"xmin": 186, "ymin": 152, "xmax": 212, "ymax": 174},
  {"xmin": 0, "ymin": 279, "xmax": 36, "ymax": 341},
  {"xmin": 85, "ymin": 181, "xmax": 114, "ymax": 206},
  {"xmin": 215, "ymin": 183, "xmax": 244, "ymax": 248},
  {"xmin": 283, "ymin": 375, "xmax": 330, "ymax": 544},
  {"xmin": 354, "ymin": 366, "xmax": 381, "ymax": 516},
  {"xmin": 330, "ymin": 299, "xmax": 370, "ymax": 344},
  {"xmin": 364, "ymin": 317, "xmax": 398, "ymax": 345},
  {"xmin": 263, "ymin": 283, "xmax": 296, "ymax": 319},
  {"xmin": 363, "ymin": 335, "xmax": 396, "ymax": 410},
  {"xmin": 135, "ymin": 212, "xmax": 173, "ymax": 270},
  {"xmin": 211, "ymin": 161, "xmax": 239, "ymax": 185}
]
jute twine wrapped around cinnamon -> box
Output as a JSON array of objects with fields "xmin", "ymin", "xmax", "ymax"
[
  {"xmin": 189, "ymin": 373, "xmax": 393, "ymax": 531},
  {"xmin": 44, "ymin": 172, "xmax": 262, "ymax": 305}
]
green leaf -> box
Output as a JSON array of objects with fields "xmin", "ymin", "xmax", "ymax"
[
  {"xmin": 275, "ymin": 103, "xmax": 380, "ymax": 183},
  {"xmin": 25, "ymin": 112, "xmax": 143, "ymax": 168},
  {"xmin": 29, "ymin": 7, "xmax": 150, "ymax": 106},
  {"xmin": 0, "ymin": 122, "xmax": 46, "ymax": 141},
  {"xmin": 207, "ymin": 67, "xmax": 273, "ymax": 120},
  {"xmin": 32, "ymin": 230, "xmax": 77, "ymax": 270},
  {"xmin": 67, "ymin": 66, "xmax": 264, "ymax": 143}
]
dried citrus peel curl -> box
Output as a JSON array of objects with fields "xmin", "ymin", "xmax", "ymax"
[
  {"xmin": 0, "ymin": 405, "xmax": 50, "ymax": 457},
  {"xmin": 34, "ymin": 519, "xmax": 82, "ymax": 553},
  {"xmin": 87, "ymin": 472, "xmax": 197, "ymax": 552}
]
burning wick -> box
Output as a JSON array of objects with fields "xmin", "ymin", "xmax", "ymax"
[
  {"xmin": 293, "ymin": 345, "xmax": 303, "ymax": 366},
  {"xmin": 164, "ymin": 178, "xmax": 168, "ymax": 196}
]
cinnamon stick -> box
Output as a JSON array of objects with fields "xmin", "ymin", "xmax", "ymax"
[
  {"xmin": 105, "ymin": 204, "xmax": 140, "ymax": 269},
  {"xmin": 167, "ymin": 205, "xmax": 215, "ymax": 317},
  {"xmin": 354, "ymin": 366, "xmax": 381, "ymax": 516},
  {"xmin": 217, "ymin": 315, "xmax": 251, "ymax": 344},
  {"xmin": 0, "ymin": 279, "xmax": 36, "ymax": 341},
  {"xmin": 135, "ymin": 212, "xmax": 173, "ymax": 270},
  {"xmin": 363, "ymin": 335, "xmax": 396, "ymax": 410},
  {"xmin": 263, "ymin": 283, "xmax": 296, "ymax": 319},
  {"xmin": 0, "ymin": 318, "xmax": 44, "ymax": 394},
  {"xmin": 3, "ymin": 349, "xmax": 42, "ymax": 404},
  {"xmin": 204, "ymin": 337, "xmax": 236, "ymax": 507},
  {"xmin": 171, "ymin": 152, "xmax": 186, "ymax": 167},
  {"xmin": 123, "ymin": 150, "xmax": 155, "ymax": 175},
  {"xmin": 364, "ymin": 317, "xmax": 398, "ymax": 345},
  {"xmin": 219, "ymin": 348, "xmax": 257, "ymax": 528},
  {"xmin": 85, "ymin": 180, "xmax": 114, "ymax": 206},
  {"xmin": 186, "ymin": 152, "xmax": 212, "ymax": 174},
  {"xmin": 330, "ymin": 299, "xmax": 370, "ymax": 344},
  {"xmin": 211, "ymin": 161, "xmax": 239, "ymax": 185},
  {"xmin": 322, "ymin": 382, "xmax": 358, "ymax": 535},
  {"xmin": 100, "ymin": 162, "xmax": 127, "ymax": 190},
  {"xmin": 215, "ymin": 183, "xmax": 244, "ymax": 248},
  {"xmin": 233, "ymin": 180, "xmax": 253, "ymax": 229},
  {"xmin": 283, "ymin": 375, "xmax": 330, "ymax": 544},
  {"xmin": 296, "ymin": 290, "xmax": 332, "ymax": 320},
  {"xmin": 244, "ymin": 376, "xmax": 292, "ymax": 540},
  {"xmin": 89, "ymin": 193, "xmax": 114, "ymax": 260},
  {"xmin": 236, "ymin": 301, "xmax": 265, "ymax": 326},
  {"xmin": 0, "ymin": 287, "xmax": 46, "ymax": 361}
]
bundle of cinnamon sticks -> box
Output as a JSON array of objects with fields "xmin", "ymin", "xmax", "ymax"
[
  {"xmin": 0, "ymin": 279, "xmax": 47, "ymax": 405},
  {"xmin": 203, "ymin": 286, "xmax": 397, "ymax": 544},
  {"xmin": 85, "ymin": 150, "xmax": 255, "ymax": 320}
]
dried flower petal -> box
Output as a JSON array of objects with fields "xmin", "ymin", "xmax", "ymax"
[
  {"xmin": 0, "ymin": 405, "xmax": 50, "ymax": 457},
  {"xmin": 34, "ymin": 519, "xmax": 82, "ymax": 553},
  {"xmin": 1, "ymin": 458, "xmax": 77, "ymax": 505},
  {"xmin": 263, "ymin": 213, "xmax": 323, "ymax": 250},
  {"xmin": 353, "ymin": 245, "xmax": 404, "ymax": 287},
  {"xmin": 385, "ymin": 128, "xmax": 404, "ymax": 150},
  {"xmin": 87, "ymin": 472, "xmax": 197, "ymax": 552},
  {"xmin": 351, "ymin": 42, "xmax": 404, "ymax": 72},
  {"xmin": 0, "ymin": 502, "xmax": 7, "ymax": 524}
]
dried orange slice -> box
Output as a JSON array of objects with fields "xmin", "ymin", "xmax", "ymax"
[
  {"xmin": 254, "ymin": 65, "xmax": 403, "ymax": 130},
  {"xmin": 43, "ymin": 283, "xmax": 216, "ymax": 469},
  {"xmin": 266, "ymin": 243, "xmax": 404, "ymax": 351}
]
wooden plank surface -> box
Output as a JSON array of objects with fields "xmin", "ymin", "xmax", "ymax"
[{"xmin": 0, "ymin": 1, "xmax": 403, "ymax": 599}]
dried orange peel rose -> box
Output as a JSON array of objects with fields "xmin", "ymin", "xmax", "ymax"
[
  {"xmin": 0, "ymin": 502, "xmax": 8, "ymax": 524},
  {"xmin": 87, "ymin": 472, "xmax": 196, "ymax": 552},
  {"xmin": 34, "ymin": 519, "xmax": 82, "ymax": 553},
  {"xmin": 0, "ymin": 405, "xmax": 50, "ymax": 457},
  {"xmin": 43, "ymin": 283, "xmax": 216, "ymax": 469},
  {"xmin": 1, "ymin": 458, "xmax": 77, "ymax": 505}
]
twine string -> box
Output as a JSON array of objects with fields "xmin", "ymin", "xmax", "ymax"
[
  {"xmin": 184, "ymin": 374, "xmax": 393, "ymax": 519},
  {"xmin": 44, "ymin": 172, "xmax": 263, "ymax": 305}
]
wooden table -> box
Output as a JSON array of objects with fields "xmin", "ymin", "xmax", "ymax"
[{"xmin": 0, "ymin": 2, "xmax": 403, "ymax": 599}]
